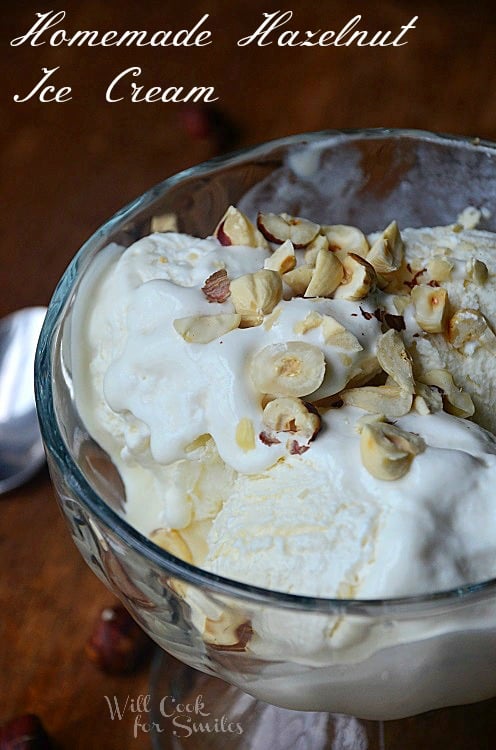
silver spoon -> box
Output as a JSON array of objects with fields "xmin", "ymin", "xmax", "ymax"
[{"xmin": 0, "ymin": 307, "xmax": 47, "ymax": 494}]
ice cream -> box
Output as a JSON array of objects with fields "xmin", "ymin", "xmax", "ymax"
[{"xmin": 71, "ymin": 205, "xmax": 496, "ymax": 601}]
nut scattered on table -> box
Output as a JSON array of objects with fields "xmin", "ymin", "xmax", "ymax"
[
  {"xmin": 85, "ymin": 604, "xmax": 153, "ymax": 674},
  {"xmin": 178, "ymin": 103, "xmax": 239, "ymax": 152},
  {"xmin": 0, "ymin": 714, "xmax": 52, "ymax": 750}
]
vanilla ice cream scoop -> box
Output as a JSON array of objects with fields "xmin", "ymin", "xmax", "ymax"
[
  {"xmin": 72, "ymin": 204, "xmax": 496, "ymax": 600},
  {"xmin": 205, "ymin": 406, "xmax": 496, "ymax": 598}
]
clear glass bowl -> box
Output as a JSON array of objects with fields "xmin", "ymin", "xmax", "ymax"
[{"xmin": 35, "ymin": 129, "xmax": 496, "ymax": 723}]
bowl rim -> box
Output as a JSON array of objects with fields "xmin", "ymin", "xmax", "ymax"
[{"xmin": 35, "ymin": 127, "xmax": 496, "ymax": 616}]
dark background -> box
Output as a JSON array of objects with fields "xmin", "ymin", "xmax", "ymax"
[{"xmin": 1, "ymin": 1, "xmax": 496, "ymax": 747}]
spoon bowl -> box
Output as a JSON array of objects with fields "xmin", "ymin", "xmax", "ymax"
[{"xmin": 0, "ymin": 307, "xmax": 47, "ymax": 494}]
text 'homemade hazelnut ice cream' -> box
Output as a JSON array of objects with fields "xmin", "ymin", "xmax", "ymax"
[{"xmin": 72, "ymin": 204, "xmax": 496, "ymax": 599}]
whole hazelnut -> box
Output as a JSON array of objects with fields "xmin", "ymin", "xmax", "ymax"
[
  {"xmin": 178, "ymin": 104, "xmax": 239, "ymax": 152},
  {"xmin": 85, "ymin": 604, "xmax": 153, "ymax": 674},
  {"xmin": 0, "ymin": 714, "xmax": 52, "ymax": 750}
]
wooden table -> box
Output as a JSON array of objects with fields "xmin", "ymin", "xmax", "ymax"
[{"xmin": 1, "ymin": 1, "xmax": 496, "ymax": 747}]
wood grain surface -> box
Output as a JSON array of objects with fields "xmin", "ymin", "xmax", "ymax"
[{"xmin": 1, "ymin": 1, "xmax": 496, "ymax": 747}]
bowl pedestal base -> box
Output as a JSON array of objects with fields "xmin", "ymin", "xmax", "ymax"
[
  {"xmin": 149, "ymin": 650, "xmax": 383, "ymax": 749},
  {"xmin": 149, "ymin": 650, "xmax": 496, "ymax": 749}
]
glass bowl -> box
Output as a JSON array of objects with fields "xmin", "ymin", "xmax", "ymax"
[{"xmin": 35, "ymin": 129, "xmax": 496, "ymax": 729}]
